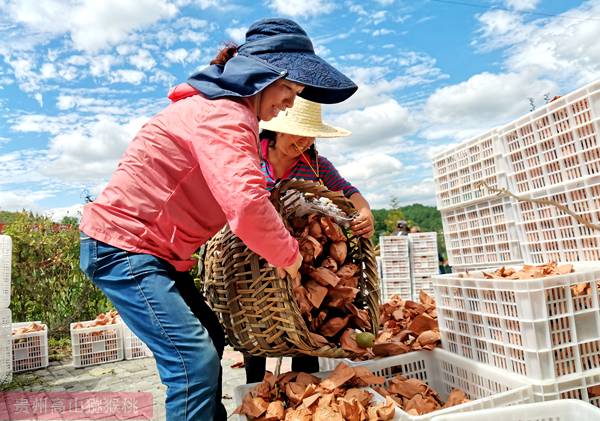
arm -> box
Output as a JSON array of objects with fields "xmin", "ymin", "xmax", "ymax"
[
  {"xmin": 191, "ymin": 99, "xmax": 300, "ymax": 268},
  {"xmin": 349, "ymin": 192, "xmax": 375, "ymax": 239},
  {"xmin": 317, "ymin": 156, "xmax": 374, "ymax": 238}
]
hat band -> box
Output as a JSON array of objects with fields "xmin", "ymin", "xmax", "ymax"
[{"xmin": 238, "ymin": 34, "xmax": 314, "ymax": 56}]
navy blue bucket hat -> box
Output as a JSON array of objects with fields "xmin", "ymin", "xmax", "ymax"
[{"xmin": 187, "ymin": 18, "xmax": 358, "ymax": 104}]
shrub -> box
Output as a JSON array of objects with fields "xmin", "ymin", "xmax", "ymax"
[{"xmin": 4, "ymin": 212, "xmax": 112, "ymax": 339}]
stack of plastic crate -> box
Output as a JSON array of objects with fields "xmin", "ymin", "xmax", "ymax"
[
  {"xmin": 379, "ymin": 236, "xmax": 410, "ymax": 300},
  {"xmin": 0, "ymin": 235, "xmax": 12, "ymax": 384},
  {"xmin": 432, "ymin": 262, "xmax": 600, "ymax": 408},
  {"xmin": 433, "ymin": 132, "xmax": 524, "ymax": 271},
  {"xmin": 408, "ymin": 232, "xmax": 439, "ymax": 299},
  {"xmin": 499, "ymin": 80, "xmax": 600, "ymax": 263}
]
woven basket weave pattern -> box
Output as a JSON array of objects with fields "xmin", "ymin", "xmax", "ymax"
[{"xmin": 204, "ymin": 179, "xmax": 380, "ymax": 357}]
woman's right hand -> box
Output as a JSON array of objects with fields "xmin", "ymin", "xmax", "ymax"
[{"xmin": 277, "ymin": 252, "xmax": 303, "ymax": 280}]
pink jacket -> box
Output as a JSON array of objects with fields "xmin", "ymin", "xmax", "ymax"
[{"xmin": 80, "ymin": 84, "xmax": 299, "ymax": 272}]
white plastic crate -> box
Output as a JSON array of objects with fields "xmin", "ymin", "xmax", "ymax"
[
  {"xmin": 11, "ymin": 322, "xmax": 48, "ymax": 372},
  {"xmin": 0, "ymin": 235, "xmax": 11, "ymax": 308},
  {"xmin": 382, "ymin": 277, "xmax": 412, "ymax": 301},
  {"xmin": 432, "ymin": 262, "xmax": 600, "ymax": 381},
  {"xmin": 433, "ymin": 130, "xmax": 507, "ymax": 211},
  {"xmin": 411, "ymin": 256, "xmax": 439, "ymax": 273},
  {"xmin": 499, "ymin": 80, "xmax": 600, "ymax": 195},
  {"xmin": 318, "ymin": 356, "xmax": 361, "ymax": 371},
  {"xmin": 408, "ymin": 232, "xmax": 438, "ymax": 257},
  {"xmin": 380, "ymin": 236, "xmax": 410, "ymax": 258},
  {"xmin": 514, "ymin": 175, "xmax": 600, "ymax": 264},
  {"xmin": 70, "ymin": 321, "xmax": 123, "ymax": 368},
  {"xmin": 432, "ymin": 399, "xmax": 600, "ymax": 421},
  {"xmin": 441, "ymin": 196, "xmax": 523, "ymax": 267},
  {"xmin": 381, "ymin": 258, "xmax": 411, "ymax": 278},
  {"xmin": 413, "ymin": 275, "xmax": 434, "ymax": 300},
  {"xmin": 451, "ymin": 264, "xmax": 512, "ymax": 273},
  {"xmin": 528, "ymin": 369, "xmax": 600, "ymax": 408},
  {"xmin": 352, "ymin": 348, "xmax": 532, "ymax": 421},
  {"xmin": 234, "ymin": 370, "xmax": 338, "ymax": 421},
  {"xmin": 122, "ymin": 322, "xmax": 152, "ymax": 360},
  {"xmin": 1, "ymin": 309, "xmax": 12, "ymax": 384}
]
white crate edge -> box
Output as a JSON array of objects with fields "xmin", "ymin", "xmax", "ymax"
[
  {"xmin": 431, "ymin": 399, "xmax": 600, "ymax": 421},
  {"xmin": 350, "ymin": 348, "xmax": 533, "ymax": 421},
  {"xmin": 1, "ymin": 308, "xmax": 12, "ymax": 384},
  {"xmin": 0, "ymin": 235, "xmax": 11, "ymax": 308}
]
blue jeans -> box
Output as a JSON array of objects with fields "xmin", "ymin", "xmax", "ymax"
[{"xmin": 79, "ymin": 234, "xmax": 225, "ymax": 421}]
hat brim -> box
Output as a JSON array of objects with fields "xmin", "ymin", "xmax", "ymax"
[
  {"xmin": 260, "ymin": 118, "xmax": 351, "ymax": 138},
  {"xmin": 255, "ymin": 52, "xmax": 358, "ymax": 104}
]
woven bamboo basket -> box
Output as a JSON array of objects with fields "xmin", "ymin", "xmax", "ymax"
[{"xmin": 203, "ymin": 179, "xmax": 380, "ymax": 358}]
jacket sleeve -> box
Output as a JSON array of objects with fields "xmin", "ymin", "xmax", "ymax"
[{"xmin": 190, "ymin": 99, "xmax": 299, "ymax": 267}]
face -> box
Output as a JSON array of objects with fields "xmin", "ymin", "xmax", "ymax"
[
  {"xmin": 258, "ymin": 79, "xmax": 304, "ymax": 121},
  {"xmin": 276, "ymin": 132, "xmax": 315, "ymax": 158}
]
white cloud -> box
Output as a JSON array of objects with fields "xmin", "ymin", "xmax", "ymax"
[
  {"xmin": 89, "ymin": 55, "xmax": 120, "ymax": 78},
  {"xmin": 5, "ymin": 0, "xmax": 178, "ymax": 52},
  {"xmin": 42, "ymin": 116, "xmax": 148, "ymax": 183},
  {"xmin": 12, "ymin": 113, "xmax": 83, "ymax": 135},
  {"xmin": 473, "ymin": 10, "xmax": 532, "ymax": 52},
  {"xmin": 422, "ymin": 72, "xmax": 557, "ymax": 140},
  {"xmin": 372, "ymin": 28, "xmax": 394, "ymax": 36},
  {"xmin": 0, "ymin": 190, "xmax": 44, "ymax": 212},
  {"xmin": 268, "ymin": 0, "xmax": 335, "ymax": 17},
  {"xmin": 165, "ymin": 48, "xmax": 190, "ymax": 64},
  {"xmin": 475, "ymin": 2, "xmax": 600, "ymax": 87},
  {"xmin": 0, "ymin": 149, "xmax": 48, "ymax": 186},
  {"xmin": 337, "ymin": 153, "xmax": 403, "ymax": 184},
  {"xmin": 110, "ymin": 69, "xmax": 145, "ymax": 85},
  {"xmin": 374, "ymin": 0, "xmax": 395, "ymax": 5},
  {"xmin": 129, "ymin": 49, "xmax": 156, "ymax": 71},
  {"xmin": 504, "ymin": 0, "xmax": 540, "ymax": 11},
  {"xmin": 226, "ymin": 26, "xmax": 247, "ymax": 44},
  {"xmin": 370, "ymin": 11, "xmax": 387, "ymax": 25},
  {"xmin": 45, "ymin": 203, "xmax": 83, "ymax": 222},
  {"xmin": 328, "ymin": 99, "xmax": 418, "ymax": 151},
  {"xmin": 56, "ymin": 95, "xmax": 130, "ymax": 114},
  {"xmin": 329, "ymin": 54, "xmax": 446, "ymax": 112}
]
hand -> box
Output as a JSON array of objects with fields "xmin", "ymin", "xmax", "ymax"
[
  {"xmin": 350, "ymin": 208, "xmax": 374, "ymax": 239},
  {"xmin": 276, "ymin": 252, "xmax": 303, "ymax": 280}
]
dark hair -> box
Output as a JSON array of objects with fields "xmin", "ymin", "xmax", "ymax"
[
  {"xmin": 210, "ymin": 43, "xmax": 238, "ymax": 66},
  {"xmin": 260, "ymin": 129, "xmax": 317, "ymax": 158}
]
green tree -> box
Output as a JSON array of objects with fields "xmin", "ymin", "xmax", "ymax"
[
  {"xmin": 60, "ymin": 216, "xmax": 79, "ymax": 226},
  {"xmin": 0, "ymin": 211, "xmax": 19, "ymax": 224},
  {"xmin": 369, "ymin": 203, "xmax": 446, "ymax": 258},
  {"xmin": 4, "ymin": 212, "xmax": 112, "ymax": 339},
  {"xmin": 383, "ymin": 196, "xmax": 406, "ymax": 234}
]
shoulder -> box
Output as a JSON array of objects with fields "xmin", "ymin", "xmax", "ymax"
[
  {"xmin": 187, "ymin": 95, "xmax": 258, "ymax": 130},
  {"xmin": 316, "ymin": 154, "xmax": 337, "ymax": 170}
]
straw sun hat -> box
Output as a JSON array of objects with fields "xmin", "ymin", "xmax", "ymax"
[{"xmin": 259, "ymin": 96, "xmax": 351, "ymax": 138}]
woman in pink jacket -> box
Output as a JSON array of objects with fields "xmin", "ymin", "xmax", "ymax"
[{"xmin": 78, "ymin": 18, "xmax": 357, "ymax": 421}]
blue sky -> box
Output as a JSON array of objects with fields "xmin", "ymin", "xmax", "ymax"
[{"xmin": 0, "ymin": 0, "xmax": 598, "ymax": 220}]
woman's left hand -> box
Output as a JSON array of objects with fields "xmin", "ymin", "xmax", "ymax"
[{"xmin": 350, "ymin": 208, "xmax": 375, "ymax": 239}]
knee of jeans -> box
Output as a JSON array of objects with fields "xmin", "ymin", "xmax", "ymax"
[{"xmin": 188, "ymin": 344, "xmax": 220, "ymax": 387}]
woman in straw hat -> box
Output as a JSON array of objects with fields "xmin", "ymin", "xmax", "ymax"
[
  {"xmin": 79, "ymin": 18, "xmax": 357, "ymax": 421},
  {"xmin": 243, "ymin": 96, "xmax": 374, "ymax": 383}
]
